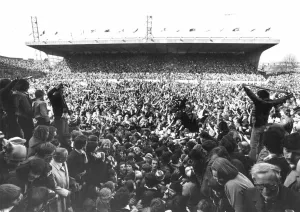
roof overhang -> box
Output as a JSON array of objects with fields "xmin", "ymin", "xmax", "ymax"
[{"xmin": 26, "ymin": 37, "xmax": 279, "ymax": 56}]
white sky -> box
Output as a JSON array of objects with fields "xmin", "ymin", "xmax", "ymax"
[{"xmin": 0, "ymin": 0, "xmax": 299, "ymax": 63}]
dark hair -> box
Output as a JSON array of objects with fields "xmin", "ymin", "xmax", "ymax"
[
  {"xmin": 142, "ymin": 190, "xmax": 156, "ymax": 207},
  {"xmin": 74, "ymin": 135, "xmax": 87, "ymax": 150},
  {"xmin": 33, "ymin": 125, "xmax": 49, "ymax": 142},
  {"xmin": 15, "ymin": 79, "xmax": 29, "ymax": 92},
  {"xmin": 189, "ymin": 149, "xmax": 204, "ymax": 161},
  {"xmin": 114, "ymin": 187, "xmax": 130, "ymax": 208},
  {"xmin": 150, "ymin": 198, "xmax": 165, "ymax": 212},
  {"xmin": 220, "ymin": 137, "xmax": 236, "ymax": 154},
  {"xmin": 35, "ymin": 90, "xmax": 44, "ymax": 99},
  {"xmin": 209, "ymin": 146, "xmax": 231, "ymax": 161},
  {"xmin": 263, "ymin": 125, "xmax": 286, "ymax": 154},
  {"xmin": 36, "ymin": 142, "xmax": 56, "ymax": 157},
  {"xmin": 124, "ymin": 180, "xmax": 135, "ymax": 193},
  {"xmin": 47, "ymin": 126, "xmax": 57, "ymax": 142},
  {"xmin": 0, "ymin": 79, "xmax": 11, "ymax": 89},
  {"xmin": 197, "ymin": 199, "xmax": 213, "ymax": 212},
  {"xmin": 0, "ymin": 184, "xmax": 22, "ymax": 210},
  {"xmin": 257, "ymin": 89, "xmax": 270, "ymax": 100},
  {"xmin": 211, "ymin": 157, "xmax": 238, "ymax": 182},
  {"xmin": 145, "ymin": 173, "xmax": 158, "ymax": 188}
]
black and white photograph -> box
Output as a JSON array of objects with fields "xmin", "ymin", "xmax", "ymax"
[{"xmin": 0, "ymin": 0, "xmax": 300, "ymax": 212}]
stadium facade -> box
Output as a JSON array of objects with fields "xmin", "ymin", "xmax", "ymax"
[{"xmin": 26, "ymin": 37, "xmax": 279, "ymax": 69}]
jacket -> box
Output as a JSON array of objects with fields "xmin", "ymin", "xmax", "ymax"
[
  {"xmin": 13, "ymin": 91, "xmax": 33, "ymax": 119},
  {"xmin": 47, "ymin": 87, "xmax": 69, "ymax": 118},
  {"xmin": 50, "ymin": 160, "xmax": 72, "ymax": 212},
  {"xmin": 33, "ymin": 99, "xmax": 50, "ymax": 122},
  {"xmin": 244, "ymin": 87, "xmax": 291, "ymax": 127},
  {"xmin": 244, "ymin": 185, "xmax": 300, "ymax": 212}
]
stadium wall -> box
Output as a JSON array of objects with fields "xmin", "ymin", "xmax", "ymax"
[{"xmin": 246, "ymin": 50, "xmax": 264, "ymax": 70}]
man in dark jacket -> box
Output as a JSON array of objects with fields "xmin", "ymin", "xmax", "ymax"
[
  {"xmin": 13, "ymin": 79, "xmax": 34, "ymax": 143},
  {"xmin": 0, "ymin": 79, "xmax": 19, "ymax": 138},
  {"xmin": 244, "ymin": 163, "xmax": 300, "ymax": 212},
  {"xmin": 242, "ymin": 85, "xmax": 293, "ymax": 161},
  {"xmin": 48, "ymin": 84, "xmax": 70, "ymax": 137}
]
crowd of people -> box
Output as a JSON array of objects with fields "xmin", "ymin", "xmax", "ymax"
[{"xmin": 0, "ymin": 54, "xmax": 300, "ymax": 212}]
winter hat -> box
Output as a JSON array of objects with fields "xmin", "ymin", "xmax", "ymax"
[
  {"xmin": 6, "ymin": 143, "xmax": 27, "ymax": 162},
  {"xmin": 99, "ymin": 188, "xmax": 112, "ymax": 200},
  {"xmin": 0, "ymin": 184, "xmax": 22, "ymax": 210},
  {"xmin": 3, "ymin": 137, "xmax": 26, "ymax": 145}
]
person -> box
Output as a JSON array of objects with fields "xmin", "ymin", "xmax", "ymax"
[
  {"xmin": 50, "ymin": 148, "xmax": 77, "ymax": 212},
  {"xmin": 33, "ymin": 90, "xmax": 50, "ymax": 126},
  {"xmin": 182, "ymin": 166, "xmax": 201, "ymax": 212},
  {"xmin": 26, "ymin": 142, "xmax": 56, "ymax": 164},
  {"xmin": 26, "ymin": 187, "xmax": 57, "ymax": 212},
  {"xmin": 27, "ymin": 125, "xmax": 49, "ymax": 157},
  {"xmin": 283, "ymin": 133, "xmax": 300, "ymax": 192},
  {"xmin": 95, "ymin": 188, "xmax": 112, "ymax": 212},
  {"xmin": 211, "ymin": 157, "xmax": 254, "ymax": 212},
  {"xmin": 242, "ymin": 84, "xmax": 293, "ymax": 161},
  {"xmin": 110, "ymin": 187, "xmax": 132, "ymax": 212},
  {"xmin": 149, "ymin": 198, "xmax": 165, "ymax": 212},
  {"xmin": 13, "ymin": 79, "xmax": 34, "ymax": 143},
  {"xmin": 257, "ymin": 124, "xmax": 291, "ymax": 183},
  {"xmin": 0, "ymin": 184, "xmax": 23, "ymax": 212},
  {"xmin": 0, "ymin": 142, "xmax": 27, "ymax": 185},
  {"xmin": 0, "ymin": 79, "xmax": 19, "ymax": 138},
  {"xmin": 67, "ymin": 135, "xmax": 88, "ymax": 183},
  {"xmin": 47, "ymin": 84, "xmax": 70, "ymax": 138},
  {"xmin": 244, "ymin": 163, "xmax": 300, "ymax": 212},
  {"xmin": 164, "ymin": 181, "xmax": 187, "ymax": 212}
]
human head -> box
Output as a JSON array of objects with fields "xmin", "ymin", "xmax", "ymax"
[
  {"xmin": 0, "ymin": 79, "xmax": 11, "ymax": 89},
  {"xmin": 74, "ymin": 135, "xmax": 87, "ymax": 150},
  {"xmin": 211, "ymin": 157, "xmax": 238, "ymax": 185},
  {"xmin": 35, "ymin": 90, "xmax": 45, "ymax": 100},
  {"xmin": 53, "ymin": 148, "xmax": 68, "ymax": 163},
  {"xmin": 237, "ymin": 141, "xmax": 250, "ymax": 155},
  {"xmin": 27, "ymin": 187, "xmax": 56, "ymax": 212},
  {"xmin": 3, "ymin": 143, "xmax": 27, "ymax": 168},
  {"xmin": 16, "ymin": 159, "xmax": 47, "ymax": 182},
  {"xmin": 0, "ymin": 184, "xmax": 23, "ymax": 210},
  {"xmin": 15, "ymin": 79, "xmax": 29, "ymax": 92},
  {"xmin": 141, "ymin": 190, "xmax": 156, "ymax": 207},
  {"xmin": 262, "ymin": 124, "xmax": 286, "ymax": 155},
  {"xmin": 33, "ymin": 125, "xmax": 49, "ymax": 142},
  {"xmin": 98, "ymin": 188, "xmax": 112, "ymax": 203},
  {"xmin": 144, "ymin": 153, "xmax": 153, "ymax": 164},
  {"xmin": 283, "ymin": 133, "xmax": 300, "ymax": 169},
  {"xmin": 47, "ymin": 126, "xmax": 57, "ymax": 142},
  {"xmin": 251, "ymin": 163, "xmax": 281, "ymax": 200},
  {"xmin": 257, "ymin": 89, "xmax": 270, "ymax": 100},
  {"xmin": 113, "ymin": 187, "xmax": 130, "ymax": 209},
  {"xmin": 119, "ymin": 162, "xmax": 127, "ymax": 175},
  {"xmin": 150, "ymin": 198, "xmax": 165, "ymax": 212},
  {"xmin": 36, "ymin": 142, "xmax": 56, "ymax": 163},
  {"xmin": 151, "ymin": 158, "xmax": 159, "ymax": 171}
]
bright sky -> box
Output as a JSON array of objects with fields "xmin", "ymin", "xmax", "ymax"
[{"xmin": 0, "ymin": 0, "xmax": 299, "ymax": 63}]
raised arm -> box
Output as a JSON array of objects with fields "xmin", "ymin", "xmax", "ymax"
[{"xmin": 243, "ymin": 85, "xmax": 260, "ymax": 104}]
